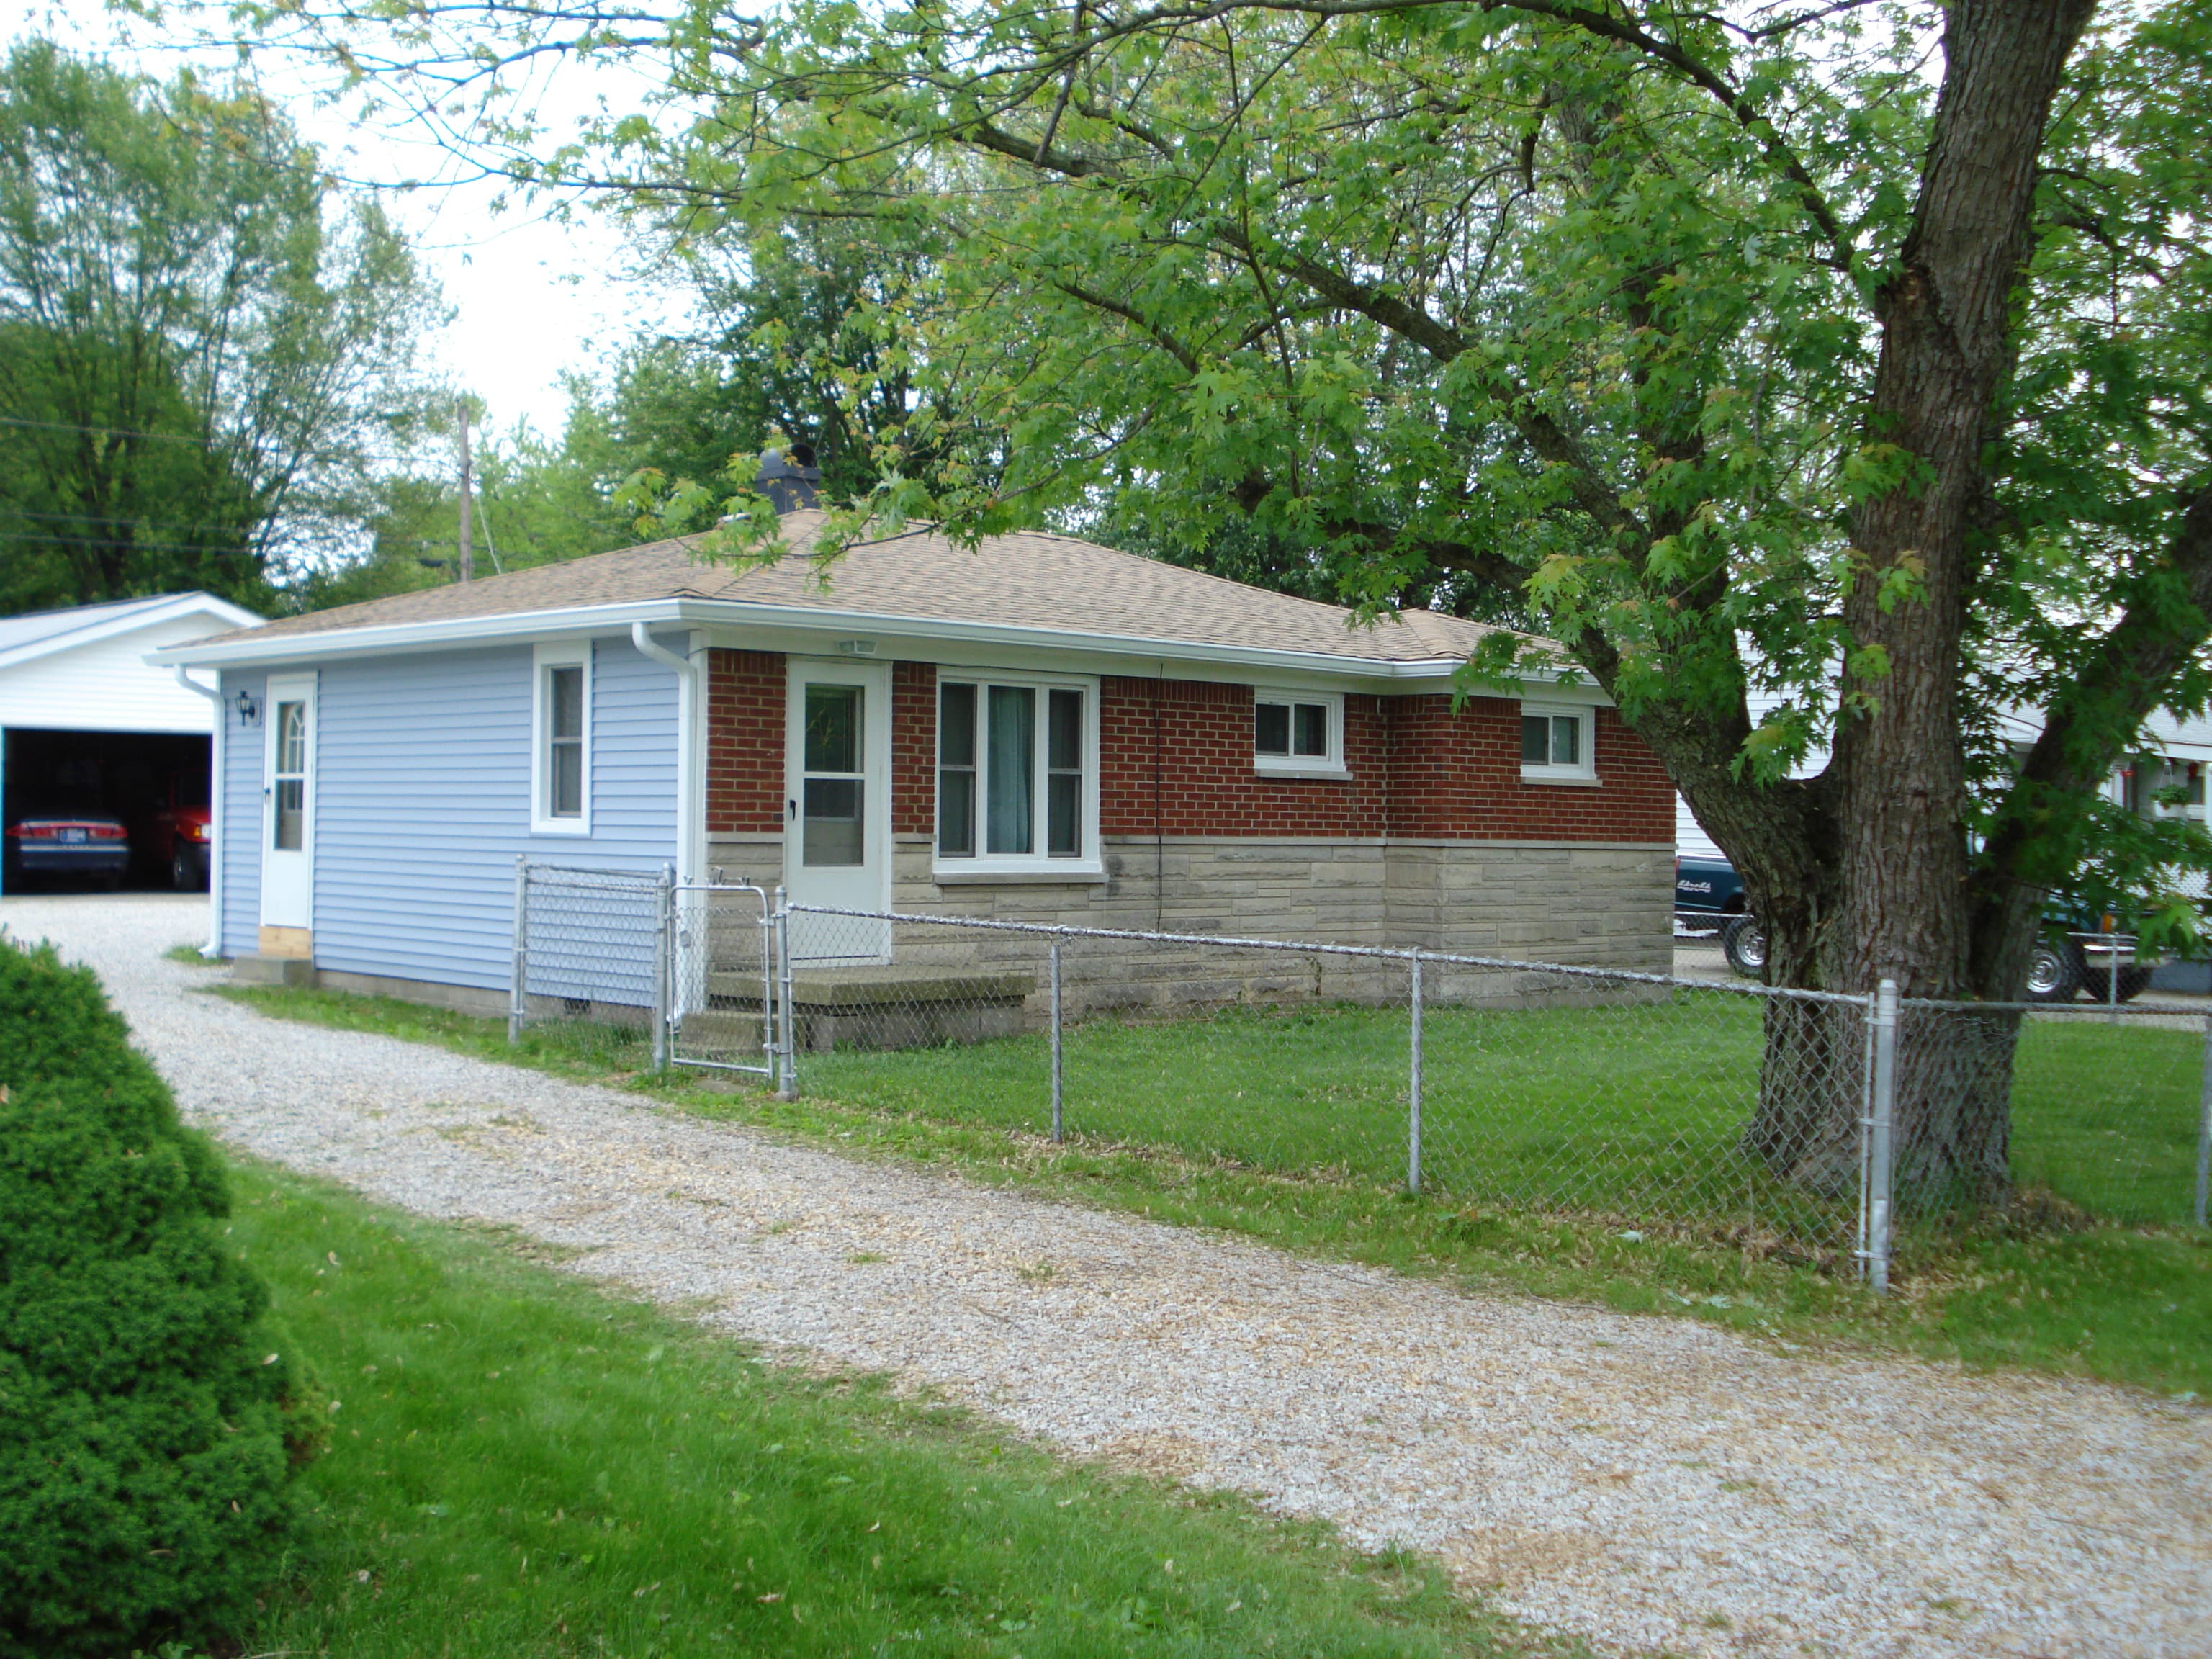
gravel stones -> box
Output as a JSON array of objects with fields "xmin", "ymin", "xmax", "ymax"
[{"xmin": 10, "ymin": 894, "xmax": 2207, "ymax": 1659}]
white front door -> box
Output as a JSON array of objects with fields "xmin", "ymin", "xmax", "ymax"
[
  {"xmin": 785, "ymin": 657, "xmax": 891, "ymax": 963},
  {"xmin": 259, "ymin": 673, "xmax": 316, "ymax": 940}
]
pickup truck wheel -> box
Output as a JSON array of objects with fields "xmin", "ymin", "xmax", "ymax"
[
  {"xmin": 1721, "ymin": 915, "xmax": 1767, "ymax": 978},
  {"xmin": 2026, "ymin": 943, "xmax": 2083, "ymax": 1003},
  {"xmin": 170, "ymin": 847, "xmax": 192, "ymax": 891}
]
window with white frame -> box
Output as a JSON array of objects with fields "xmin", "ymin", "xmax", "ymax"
[
  {"xmin": 1519, "ymin": 702, "xmax": 1596, "ymax": 783},
  {"xmin": 532, "ymin": 642, "xmax": 592, "ymax": 832},
  {"xmin": 935, "ymin": 674, "xmax": 1098, "ymax": 871},
  {"xmin": 1253, "ymin": 690, "xmax": 1344, "ymax": 774}
]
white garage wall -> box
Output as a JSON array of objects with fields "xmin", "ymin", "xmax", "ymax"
[{"xmin": 0, "ymin": 615, "xmax": 238, "ymax": 733}]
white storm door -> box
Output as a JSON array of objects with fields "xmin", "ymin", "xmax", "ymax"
[
  {"xmin": 260, "ymin": 674, "xmax": 317, "ymax": 932},
  {"xmin": 785, "ymin": 657, "xmax": 892, "ymax": 963}
]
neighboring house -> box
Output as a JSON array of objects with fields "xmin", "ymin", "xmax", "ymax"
[
  {"xmin": 149, "ymin": 505, "xmax": 1675, "ymax": 1013},
  {"xmin": 1674, "ymin": 703, "xmax": 2212, "ymax": 863},
  {"xmin": 0, "ymin": 592, "xmax": 263, "ymax": 897}
]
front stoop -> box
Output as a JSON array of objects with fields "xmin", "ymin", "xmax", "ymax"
[
  {"xmin": 231, "ymin": 953, "xmax": 316, "ymax": 989},
  {"xmin": 706, "ymin": 966, "xmax": 1037, "ymax": 1052}
]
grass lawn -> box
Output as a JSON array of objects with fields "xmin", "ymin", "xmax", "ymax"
[
  {"xmin": 217, "ymin": 982, "xmax": 2212, "ymax": 1401},
  {"xmin": 228, "ymin": 1160, "xmax": 1560, "ymax": 1658}
]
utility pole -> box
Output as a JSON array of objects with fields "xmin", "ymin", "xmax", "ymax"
[{"xmin": 457, "ymin": 400, "xmax": 475, "ymax": 583}]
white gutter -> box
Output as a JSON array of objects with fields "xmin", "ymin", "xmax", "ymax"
[
  {"xmin": 171, "ymin": 667, "xmax": 226, "ymax": 958},
  {"xmin": 631, "ymin": 623, "xmax": 703, "ymax": 886},
  {"xmin": 149, "ymin": 595, "xmax": 1590, "ymax": 696}
]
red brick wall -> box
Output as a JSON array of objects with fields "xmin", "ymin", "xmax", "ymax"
[
  {"xmin": 709, "ymin": 655, "xmax": 1674, "ymax": 846},
  {"xmin": 891, "ymin": 660, "xmax": 935, "ymax": 835},
  {"xmin": 1382, "ymin": 696, "xmax": 1673, "ymax": 842},
  {"xmin": 1097, "ymin": 676, "xmax": 1388, "ymax": 837},
  {"xmin": 705, "ymin": 649, "xmax": 784, "ymax": 835}
]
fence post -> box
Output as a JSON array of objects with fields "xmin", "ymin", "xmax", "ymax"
[
  {"xmin": 651, "ymin": 862, "xmax": 673, "ymax": 1072},
  {"xmin": 508, "ymin": 855, "xmax": 528, "ymax": 1047},
  {"xmin": 1049, "ymin": 935, "xmax": 1064, "ymax": 1145},
  {"xmin": 2196, "ymin": 1014, "xmax": 2212, "ymax": 1230},
  {"xmin": 1407, "ymin": 950, "xmax": 1424, "ymax": 1197},
  {"xmin": 775, "ymin": 886, "xmax": 798, "ymax": 1100},
  {"xmin": 1866, "ymin": 976, "xmax": 1899, "ymax": 1295},
  {"xmin": 759, "ymin": 894, "xmax": 778, "ymax": 1086}
]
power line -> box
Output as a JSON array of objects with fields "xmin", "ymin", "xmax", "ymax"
[
  {"xmin": 0, "ymin": 530, "xmax": 260, "ymax": 556},
  {"xmin": 0, "ymin": 413, "xmax": 230, "ymax": 448},
  {"xmin": 4, "ymin": 507, "xmax": 264, "ymax": 536}
]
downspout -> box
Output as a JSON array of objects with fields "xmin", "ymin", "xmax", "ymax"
[
  {"xmin": 173, "ymin": 667, "xmax": 225, "ymax": 958},
  {"xmin": 631, "ymin": 623, "xmax": 701, "ymax": 885}
]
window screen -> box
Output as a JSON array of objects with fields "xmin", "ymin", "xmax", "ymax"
[
  {"xmin": 548, "ymin": 665, "xmax": 585, "ymax": 817},
  {"xmin": 938, "ymin": 681, "xmax": 976, "ymax": 857},
  {"xmin": 1256, "ymin": 697, "xmax": 1332, "ymax": 763},
  {"xmin": 1521, "ymin": 711, "xmax": 1585, "ymax": 768}
]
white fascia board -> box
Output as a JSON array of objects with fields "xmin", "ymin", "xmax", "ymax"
[
  {"xmin": 4, "ymin": 593, "xmax": 262, "ymax": 674},
  {"xmin": 147, "ymin": 600, "xmax": 693, "ymax": 667},
  {"xmin": 147, "ymin": 593, "xmax": 1607, "ymax": 701}
]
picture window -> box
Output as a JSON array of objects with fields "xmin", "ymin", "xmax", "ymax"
[{"xmin": 936, "ymin": 675, "xmax": 1098, "ymax": 872}]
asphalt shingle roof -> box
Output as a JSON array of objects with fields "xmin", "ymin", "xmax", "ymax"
[{"xmin": 193, "ymin": 511, "xmax": 1512, "ymax": 665}]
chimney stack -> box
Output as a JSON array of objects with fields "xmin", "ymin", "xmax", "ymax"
[{"xmin": 757, "ymin": 443, "xmax": 822, "ymax": 513}]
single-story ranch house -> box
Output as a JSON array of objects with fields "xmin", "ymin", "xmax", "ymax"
[{"xmin": 151, "ymin": 505, "xmax": 1674, "ymax": 1012}]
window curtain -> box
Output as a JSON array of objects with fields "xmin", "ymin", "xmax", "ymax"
[{"xmin": 986, "ymin": 686, "xmax": 1035, "ymax": 854}]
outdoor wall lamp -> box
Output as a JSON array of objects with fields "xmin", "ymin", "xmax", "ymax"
[{"xmin": 233, "ymin": 688, "xmax": 261, "ymax": 727}]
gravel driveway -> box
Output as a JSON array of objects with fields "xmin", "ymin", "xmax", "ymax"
[{"xmin": 9, "ymin": 894, "xmax": 2208, "ymax": 1659}]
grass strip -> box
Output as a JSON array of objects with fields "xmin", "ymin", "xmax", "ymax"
[
  {"xmin": 228, "ymin": 1159, "xmax": 1570, "ymax": 1658},
  {"xmin": 217, "ymin": 982, "xmax": 2212, "ymax": 1401}
]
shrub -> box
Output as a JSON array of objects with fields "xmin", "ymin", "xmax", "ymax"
[{"xmin": 0, "ymin": 938, "xmax": 305, "ymax": 1657}]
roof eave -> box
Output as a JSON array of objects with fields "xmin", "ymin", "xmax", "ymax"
[
  {"xmin": 1, "ymin": 592, "xmax": 263, "ymax": 674},
  {"xmin": 146, "ymin": 593, "xmax": 1588, "ymax": 692}
]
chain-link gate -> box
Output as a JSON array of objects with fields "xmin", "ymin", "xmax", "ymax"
[{"xmin": 666, "ymin": 876, "xmax": 777, "ymax": 1080}]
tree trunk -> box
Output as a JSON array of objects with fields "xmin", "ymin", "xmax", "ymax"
[{"xmin": 1736, "ymin": 1, "xmax": 2096, "ymax": 1198}]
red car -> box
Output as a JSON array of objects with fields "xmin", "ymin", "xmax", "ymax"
[
  {"xmin": 4, "ymin": 803, "xmax": 130, "ymax": 889},
  {"xmin": 146, "ymin": 772, "xmax": 212, "ymax": 891}
]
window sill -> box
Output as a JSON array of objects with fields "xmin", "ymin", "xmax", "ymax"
[
  {"xmin": 1519, "ymin": 768, "xmax": 1601, "ymax": 787},
  {"xmin": 531, "ymin": 819, "xmax": 595, "ymax": 836},
  {"xmin": 933, "ymin": 864, "xmax": 1109, "ymax": 886},
  {"xmin": 1254, "ymin": 763, "xmax": 1350, "ymax": 781}
]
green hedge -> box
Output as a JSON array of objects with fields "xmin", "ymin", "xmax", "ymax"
[{"xmin": 0, "ymin": 938, "xmax": 307, "ymax": 1657}]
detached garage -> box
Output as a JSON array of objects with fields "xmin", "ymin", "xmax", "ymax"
[{"xmin": 0, "ymin": 593, "xmax": 261, "ymax": 896}]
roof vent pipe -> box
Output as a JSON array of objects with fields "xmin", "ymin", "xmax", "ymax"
[{"xmin": 756, "ymin": 444, "xmax": 821, "ymax": 513}]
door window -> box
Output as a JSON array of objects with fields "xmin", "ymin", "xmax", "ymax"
[
  {"xmin": 272, "ymin": 699, "xmax": 307, "ymax": 850},
  {"xmin": 802, "ymin": 683, "xmax": 866, "ymax": 867}
]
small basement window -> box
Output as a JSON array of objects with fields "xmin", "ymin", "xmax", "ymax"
[
  {"xmin": 1519, "ymin": 703, "xmax": 1596, "ymax": 783},
  {"xmin": 533, "ymin": 641, "xmax": 592, "ymax": 833},
  {"xmin": 1254, "ymin": 691, "xmax": 1345, "ymax": 775}
]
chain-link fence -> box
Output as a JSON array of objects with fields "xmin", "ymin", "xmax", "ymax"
[
  {"xmin": 505, "ymin": 861, "xmax": 666, "ymax": 1070},
  {"xmin": 511, "ymin": 862, "xmax": 2212, "ymax": 1286}
]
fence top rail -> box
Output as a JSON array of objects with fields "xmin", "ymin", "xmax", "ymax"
[
  {"xmin": 521, "ymin": 860, "xmax": 667, "ymax": 886},
  {"xmin": 1900, "ymin": 993, "xmax": 2211, "ymax": 1019},
  {"xmin": 778, "ymin": 901, "xmax": 1876, "ymax": 1008}
]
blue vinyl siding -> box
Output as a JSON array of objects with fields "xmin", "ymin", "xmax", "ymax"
[
  {"xmin": 217, "ymin": 670, "xmax": 266, "ymax": 956},
  {"xmin": 307, "ymin": 639, "xmax": 679, "ymax": 993}
]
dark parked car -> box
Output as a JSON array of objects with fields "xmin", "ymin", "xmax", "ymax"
[
  {"xmin": 4, "ymin": 804, "xmax": 130, "ymax": 889},
  {"xmin": 1681, "ymin": 855, "xmax": 2162, "ymax": 1001}
]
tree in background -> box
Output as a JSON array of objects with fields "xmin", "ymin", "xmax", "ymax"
[
  {"xmin": 532, "ymin": 0, "xmax": 2211, "ymax": 1200},
  {"xmin": 0, "ymin": 41, "xmax": 444, "ymax": 616}
]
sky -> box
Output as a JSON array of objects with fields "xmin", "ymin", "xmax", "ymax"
[{"xmin": 5, "ymin": 0, "xmax": 689, "ymax": 443}]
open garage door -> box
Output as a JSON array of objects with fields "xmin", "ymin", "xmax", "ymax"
[{"xmin": 1, "ymin": 727, "xmax": 212, "ymax": 893}]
